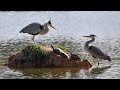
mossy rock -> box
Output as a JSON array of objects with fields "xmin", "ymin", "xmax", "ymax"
[
  {"xmin": 7, "ymin": 44, "xmax": 92, "ymax": 69},
  {"xmin": 21, "ymin": 44, "xmax": 50, "ymax": 65}
]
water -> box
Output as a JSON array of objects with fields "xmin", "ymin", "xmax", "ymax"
[{"xmin": 0, "ymin": 11, "xmax": 120, "ymax": 79}]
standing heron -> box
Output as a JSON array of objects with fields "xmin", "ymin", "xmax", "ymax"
[
  {"xmin": 20, "ymin": 19, "xmax": 56, "ymax": 42},
  {"xmin": 83, "ymin": 34, "xmax": 111, "ymax": 66}
]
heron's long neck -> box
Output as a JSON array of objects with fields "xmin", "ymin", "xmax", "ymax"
[
  {"xmin": 43, "ymin": 23, "xmax": 49, "ymax": 30},
  {"xmin": 84, "ymin": 37, "xmax": 95, "ymax": 49}
]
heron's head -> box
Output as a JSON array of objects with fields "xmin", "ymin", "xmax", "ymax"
[
  {"xmin": 47, "ymin": 19, "xmax": 56, "ymax": 30},
  {"xmin": 83, "ymin": 34, "xmax": 96, "ymax": 38}
]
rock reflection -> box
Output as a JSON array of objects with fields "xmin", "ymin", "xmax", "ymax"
[{"xmin": 21, "ymin": 67, "xmax": 90, "ymax": 79}]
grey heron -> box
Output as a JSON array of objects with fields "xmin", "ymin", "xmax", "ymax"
[
  {"xmin": 20, "ymin": 19, "xmax": 56, "ymax": 42},
  {"xmin": 83, "ymin": 34, "xmax": 111, "ymax": 66},
  {"xmin": 51, "ymin": 45, "xmax": 70, "ymax": 59}
]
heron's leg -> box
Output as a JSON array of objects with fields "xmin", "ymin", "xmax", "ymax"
[{"xmin": 32, "ymin": 35, "xmax": 35, "ymax": 43}]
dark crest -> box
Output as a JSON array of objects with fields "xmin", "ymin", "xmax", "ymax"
[
  {"xmin": 90, "ymin": 34, "xmax": 96, "ymax": 37},
  {"xmin": 48, "ymin": 20, "xmax": 51, "ymax": 24}
]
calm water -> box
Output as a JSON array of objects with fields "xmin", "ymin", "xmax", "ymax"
[{"xmin": 0, "ymin": 11, "xmax": 120, "ymax": 79}]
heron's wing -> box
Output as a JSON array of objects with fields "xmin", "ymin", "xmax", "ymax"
[
  {"xmin": 20, "ymin": 23, "xmax": 42, "ymax": 35},
  {"xmin": 89, "ymin": 46, "xmax": 106, "ymax": 59}
]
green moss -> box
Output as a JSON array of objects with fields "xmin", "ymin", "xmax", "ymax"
[{"xmin": 21, "ymin": 44, "xmax": 50, "ymax": 65}]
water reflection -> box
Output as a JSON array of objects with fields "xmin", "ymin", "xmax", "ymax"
[
  {"xmin": 88, "ymin": 66, "xmax": 111, "ymax": 79},
  {"xmin": 90, "ymin": 66, "xmax": 111, "ymax": 74},
  {"xmin": 21, "ymin": 67, "xmax": 90, "ymax": 79}
]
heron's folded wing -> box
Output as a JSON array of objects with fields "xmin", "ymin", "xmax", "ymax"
[
  {"xmin": 20, "ymin": 23, "xmax": 42, "ymax": 35},
  {"xmin": 89, "ymin": 46, "xmax": 105, "ymax": 58}
]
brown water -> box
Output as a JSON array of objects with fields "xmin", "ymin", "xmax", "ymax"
[{"xmin": 0, "ymin": 11, "xmax": 120, "ymax": 79}]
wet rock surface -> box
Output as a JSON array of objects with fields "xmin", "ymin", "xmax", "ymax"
[{"xmin": 6, "ymin": 45, "xmax": 92, "ymax": 69}]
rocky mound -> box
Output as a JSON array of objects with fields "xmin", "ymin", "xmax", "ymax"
[{"xmin": 6, "ymin": 44, "xmax": 92, "ymax": 69}]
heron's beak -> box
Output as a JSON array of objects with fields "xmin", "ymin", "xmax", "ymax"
[
  {"xmin": 50, "ymin": 24, "xmax": 56, "ymax": 30},
  {"xmin": 83, "ymin": 36, "xmax": 90, "ymax": 38}
]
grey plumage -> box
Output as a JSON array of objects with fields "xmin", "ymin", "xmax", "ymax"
[
  {"xmin": 83, "ymin": 34, "xmax": 111, "ymax": 65},
  {"xmin": 89, "ymin": 46, "xmax": 111, "ymax": 61},
  {"xmin": 20, "ymin": 19, "xmax": 55, "ymax": 42},
  {"xmin": 20, "ymin": 23, "xmax": 43, "ymax": 35}
]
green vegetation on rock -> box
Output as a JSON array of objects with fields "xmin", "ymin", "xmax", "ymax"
[{"xmin": 21, "ymin": 44, "xmax": 50, "ymax": 66}]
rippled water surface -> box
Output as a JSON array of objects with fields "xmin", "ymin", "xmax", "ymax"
[{"xmin": 0, "ymin": 11, "xmax": 120, "ymax": 79}]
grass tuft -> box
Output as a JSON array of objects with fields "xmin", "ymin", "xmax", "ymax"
[{"xmin": 21, "ymin": 44, "xmax": 50, "ymax": 66}]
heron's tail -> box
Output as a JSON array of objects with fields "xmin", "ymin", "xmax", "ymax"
[{"xmin": 105, "ymin": 56, "xmax": 111, "ymax": 61}]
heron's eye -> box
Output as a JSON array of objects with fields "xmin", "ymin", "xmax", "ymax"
[{"xmin": 48, "ymin": 20, "xmax": 51, "ymax": 24}]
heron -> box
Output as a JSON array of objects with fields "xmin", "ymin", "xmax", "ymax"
[
  {"xmin": 19, "ymin": 18, "xmax": 56, "ymax": 42},
  {"xmin": 83, "ymin": 34, "xmax": 111, "ymax": 66}
]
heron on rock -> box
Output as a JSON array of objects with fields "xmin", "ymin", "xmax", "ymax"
[{"xmin": 20, "ymin": 18, "xmax": 56, "ymax": 42}]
